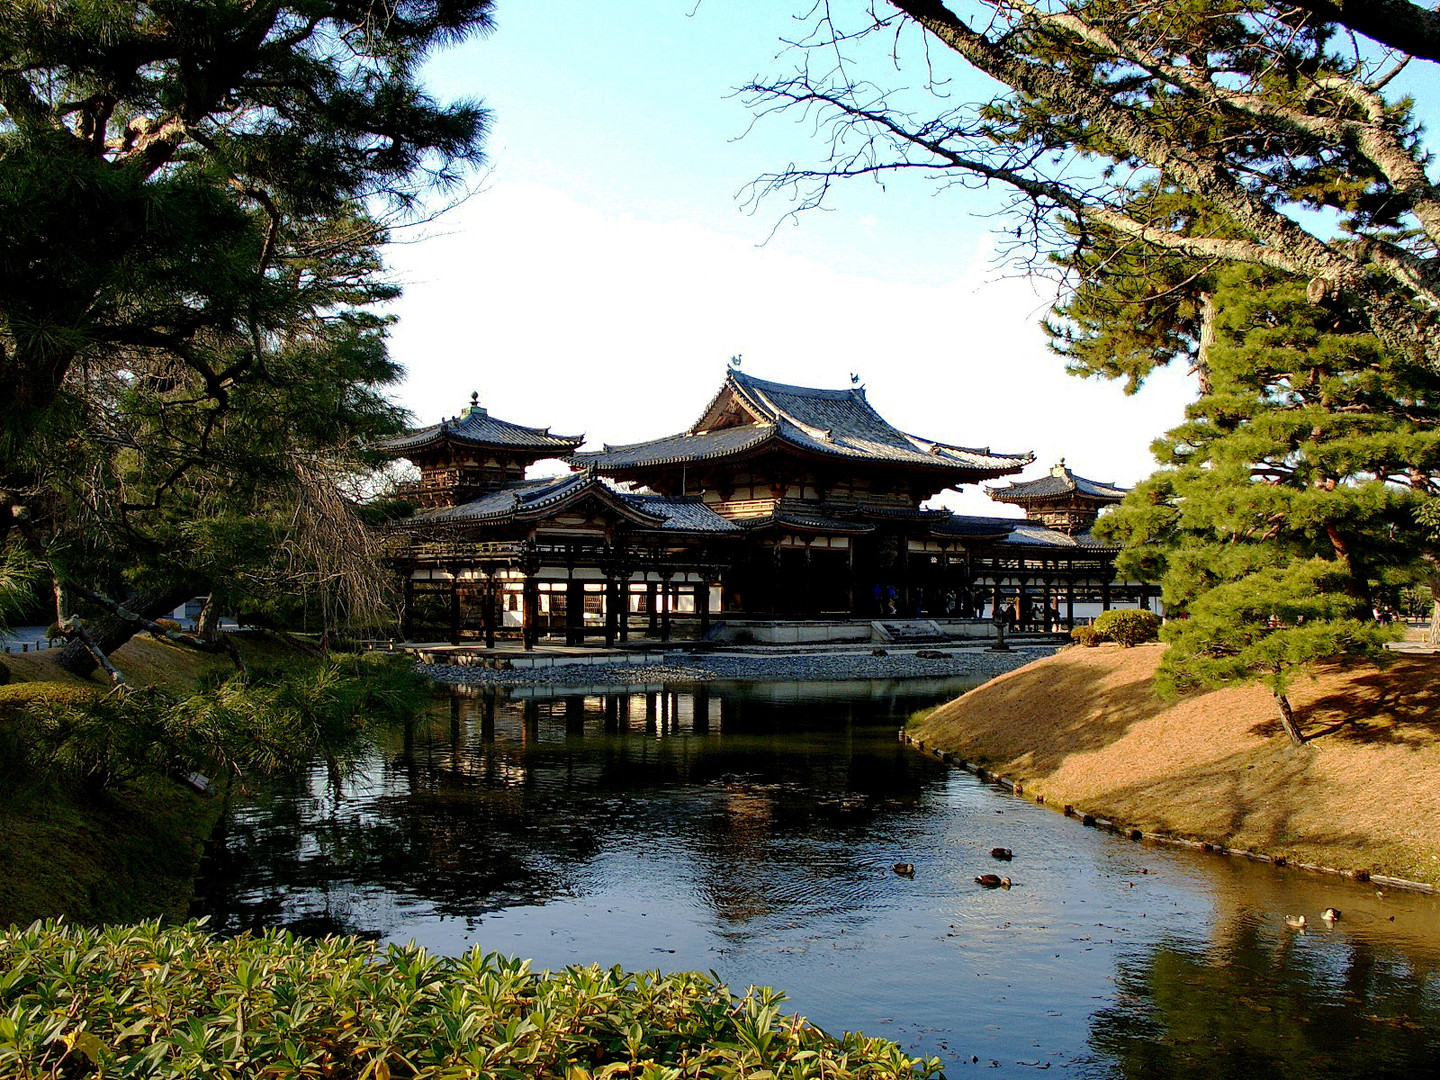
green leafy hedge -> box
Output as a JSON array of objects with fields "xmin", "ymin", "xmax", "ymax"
[
  {"xmin": 0, "ymin": 921, "xmax": 941, "ymax": 1079},
  {"xmin": 1069, "ymin": 625, "xmax": 1102, "ymax": 648},
  {"xmin": 1090, "ymin": 609, "xmax": 1163, "ymax": 647}
]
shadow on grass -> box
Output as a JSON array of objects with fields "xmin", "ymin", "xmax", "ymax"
[{"xmin": 1301, "ymin": 657, "xmax": 1440, "ymax": 749}]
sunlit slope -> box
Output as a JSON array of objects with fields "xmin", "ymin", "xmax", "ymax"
[{"xmin": 912, "ymin": 643, "xmax": 1440, "ymax": 884}]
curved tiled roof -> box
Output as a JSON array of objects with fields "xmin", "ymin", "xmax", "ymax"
[
  {"xmin": 929, "ymin": 514, "xmax": 1021, "ymax": 540},
  {"xmin": 573, "ymin": 370, "xmax": 1031, "ymax": 477},
  {"xmin": 616, "ymin": 493, "xmax": 745, "ymax": 534},
  {"xmin": 574, "ymin": 424, "xmax": 778, "ymax": 470},
  {"xmin": 393, "ymin": 475, "xmax": 742, "ymax": 535},
  {"xmin": 740, "ymin": 511, "xmax": 877, "ymax": 535},
  {"xmin": 382, "ymin": 401, "xmax": 583, "ymax": 458},
  {"xmin": 987, "ymin": 461, "xmax": 1126, "ymax": 505},
  {"xmin": 930, "ymin": 513, "xmax": 1117, "ymax": 550}
]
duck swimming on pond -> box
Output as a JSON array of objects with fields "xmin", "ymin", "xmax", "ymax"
[
  {"xmin": 1322, "ymin": 908, "xmax": 1341, "ymax": 922},
  {"xmin": 1284, "ymin": 914, "xmax": 1307, "ymax": 930},
  {"xmin": 990, "ymin": 847, "xmax": 1013, "ymax": 860},
  {"xmin": 975, "ymin": 874, "xmax": 1012, "ymax": 889},
  {"xmin": 893, "ymin": 863, "xmax": 915, "ymax": 877}
]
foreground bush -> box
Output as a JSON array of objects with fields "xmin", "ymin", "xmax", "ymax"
[
  {"xmin": 1091, "ymin": 609, "xmax": 1163, "ymax": 647},
  {"xmin": 1069, "ymin": 625, "xmax": 1102, "ymax": 648},
  {"xmin": 0, "ymin": 921, "xmax": 941, "ymax": 1079}
]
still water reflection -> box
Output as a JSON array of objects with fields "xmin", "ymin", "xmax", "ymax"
[{"xmin": 195, "ymin": 678, "xmax": 1440, "ymax": 1077}]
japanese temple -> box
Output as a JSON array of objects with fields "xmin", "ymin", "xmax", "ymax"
[{"xmin": 384, "ymin": 368, "xmax": 1157, "ymax": 646}]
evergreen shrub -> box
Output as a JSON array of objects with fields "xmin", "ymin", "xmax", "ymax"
[
  {"xmin": 1092, "ymin": 609, "xmax": 1162, "ymax": 647},
  {"xmin": 5, "ymin": 656, "xmax": 434, "ymax": 794},
  {"xmin": 1070, "ymin": 625, "xmax": 1103, "ymax": 647},
  {"xmin": 0, "ymin": 921, "xmax": 943, "ymax": 1080}
]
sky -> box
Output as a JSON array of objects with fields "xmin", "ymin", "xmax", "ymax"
[{"xmin": 383, "ymin": 0, "xmax": 1199, "ymax": 515}]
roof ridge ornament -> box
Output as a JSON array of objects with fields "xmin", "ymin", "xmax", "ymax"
[{"xmin": 460, "ymin": 390, "xmax": 487, "ymax": 419}]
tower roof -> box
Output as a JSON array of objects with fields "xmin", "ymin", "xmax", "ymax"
[
  {"xmin": 986, "ymin": 461, "xmax": 1127, "ymax": 506},
  {"xmin": 381, "ymin": 393, "xmax": 583, "ymax": 458}
]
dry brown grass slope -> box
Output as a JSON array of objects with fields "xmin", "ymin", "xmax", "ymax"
[
  {"xmin": 911, "ymin": 642, "xmax": 1440, "ymax": 885},
  {"xmin": 2, "ymin": 630, "xmax": 302, "ymax": 691}
]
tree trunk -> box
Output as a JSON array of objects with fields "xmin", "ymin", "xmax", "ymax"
[
  {"xmin": 55, "ymin": 584, "xmax": 194, "ymax": 677},
  {"xmin": 67, "ymin": 617, "xmax": 127, "ymax": 686},
  {"xmin": 196, "ymin": 594, "xmax": 221, "ymax": 643},
  {"xmin": 1274, "ymin": 691, "xmax": 1305, "ymax": 745},
  {"xmin": 1193, "ymin": 291, "xmax": 1215, "ymax": 395},
  {"xmin": 1428, "ymin": 595, "xmax": 1440, "ymax": 647}
]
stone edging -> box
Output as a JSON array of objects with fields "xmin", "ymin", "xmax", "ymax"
[{"xmin": 898, "ymin": 730, "xmax": 1437, "ymax": 896}]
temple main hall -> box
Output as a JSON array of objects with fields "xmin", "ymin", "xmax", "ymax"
[{"xmin": 384, "ymin": 368, "xmax": 1155, "ymax": 646}]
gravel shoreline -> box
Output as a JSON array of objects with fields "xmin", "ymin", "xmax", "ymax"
[{"xmin": 415, "ymin": 644, "xmax": 1058, "ymax": 688}]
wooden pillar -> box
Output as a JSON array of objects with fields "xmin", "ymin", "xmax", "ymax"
[
  {"xmin": 846, "ymin": 542, "xmax": 856, "ymax": 614},
  {"xmin": 1042, "ymin": 580, "xmax": 1053, "ymax": 633},
  {"xmin": 1016, "ymin": 579, "xmax": 1028, "ymax": 631},
  {"xmin": 619, "ymin": 577, "xmax": 631, "ymax": 643},
  {"xmin": 660, "ymin": 575, "xmax": 673, "ymax": 643},
  {"xmin": 697, "ymin": 579, "xmax": 710, "ymax": 639},
  {"xmin": 448, "ymin": 574, "xmax": 461, "ymax": 646},
  {"xmin": 1102, "ymin": 579, "xmax": 1112, "ymax": 611},
  {"xmin": 647, "ymin": 581, "xmax": 659, "ymax": 635},
  {"xmin": 566, "ymin": 579, "xmax": 584, "ymax": 646},
  {"xmin": 604, "ymin": 576, "xmax": 619, "ymax": 648},
  {"xmin": 1066, "ymin": 579, "xmax": 1076, "ymax": 629},
  {"xmin": 482, "ymin": 574, "xmax": 496, "ymax": 649},
  {"xmin": 771, "ymin": 541, "xmax": 782, "ymax": 614},
  {"xmin": 991, "ymin": 579, "xmax": 1003, "ymax": 621},
  {"xmin": 522, "ymin": 574, "xmax": 539, "ymax": 650},
  {"xmin": 401, "ymin": 574, "xmax": 415, "ymax": 641}
]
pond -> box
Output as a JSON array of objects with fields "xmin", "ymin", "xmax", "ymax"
[{"xmin": 194, "ymin": 677, "xmax": 1440, "ymax": 1079}]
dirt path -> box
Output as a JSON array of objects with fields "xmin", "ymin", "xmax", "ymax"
[{"xmin": 910, "ymin": 643, "xmax": 1440, "ymax": 885}]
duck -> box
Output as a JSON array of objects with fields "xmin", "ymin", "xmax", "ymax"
[
  {"xmin": 989, "ymin": 847, "xmax": 1013, "ymax": 861},
  {"xmin": 975, "ymin": 874, "xmax": 1012, "ymax": 889},
  {"xmin": 1284, "ymin": 914, "xmax": 1307, "ymax": 930},
  {"xmin": 1321, "ymin": 907, "xmax": 1341, "ymax": 923},
  {"xmin": 893, "ymin": 863, "xmax": 915, "ymax": 877}
]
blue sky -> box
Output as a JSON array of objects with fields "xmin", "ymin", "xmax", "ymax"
[{"xmin": 383, "ymin": 0, "xmax": 1200, "ymax": 513}]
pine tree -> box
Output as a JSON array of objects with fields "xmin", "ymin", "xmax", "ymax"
[
  {"xmin": 0, "ymin": 2, "xmax": 495, "ymax": 671},
  {"xmin": 1099, "ymin": 266, "xmax": 1440, "ymax": 742}
]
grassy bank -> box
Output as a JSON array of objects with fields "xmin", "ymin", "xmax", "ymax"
[
  {"xmin": 0, "ymin": 633, "xmax": 430, "ymax": 927},
  {"xmin": 910, "ymin": 642, "xmax": 1440, "ymax": 884}
]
